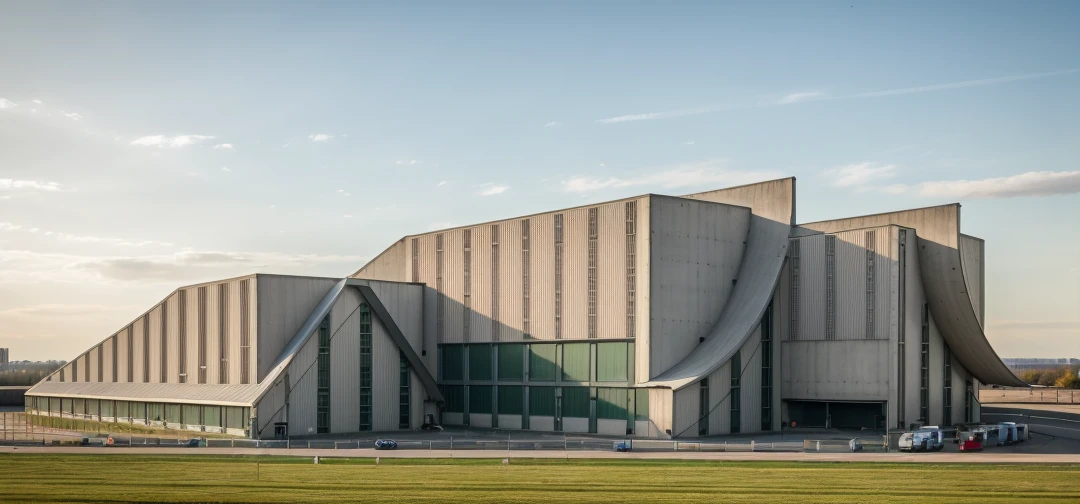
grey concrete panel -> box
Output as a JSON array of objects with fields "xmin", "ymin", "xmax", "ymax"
[
  {"xmin": 646, "ymin": 178, "xmax": 795, "ymax": 390},
  {"xmin": 800, "ymin": 204, "xmax": 1023, "ymax": 387}
]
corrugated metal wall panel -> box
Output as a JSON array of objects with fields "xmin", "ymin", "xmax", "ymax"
[
  {"xmin": 442, "ymin": 230, "xmax": 465, "ymax": 344},
  {"xmin": 104, "ymin": 335, "xmax": 115, "ymax": 382},
  {"xmin": 471, "ymin": 225, "xmax": 494, "ymax": 343},
  {"xmin": 530, "ymin": 215, "xmax": 556, "ymax": 341},
  {"xmin": 739, "ymin": 325, "xmax": 762, "ymax": 432},
  {"xmin": 707, "ymin": 361, "xmax": 731, "ymax": 435},
  {"xmin": 148, "ymin": 305, "xmax": 162, "ymax": 383},
  {"xmin": 88, "ymin": 346, "xmax": 100, "ymax": 383},
  {"xmin": 245, "ymin": 278, "xmax": 258, "ymax": 386},
  {"xmin": 117, "ymin": 328, "xmax": 129, "ymax": 383},
  {"xmin": 647, "ymin": 387, "xmax": 671, "ymax": 437},
  {"xmin": 833, "ymin": 231, "xmax": 867, "ymax": 340},
  {"xmin": 635, "ymin": 197, "xmax": 651, "ymax": 383},
  {"xmin": 647, "ymin": 196, "xmax": 751, "ymax": 378},
  {"xmin": 673, "ymin": 384, "xmax": 699, "ymax": 438},
  {"xmin": 226, "ymin": 278, "xmax": 243, "ymax": 385},
  {"xmin": 132, "ymin": 315, "xmax": 146, "ymax": 383},
  {"xmin": 331, "ymin": 288, "xmax": 362, "ymax": 432},
  {"xmin": 205, "ymin": 284, "xmax": 221, "ymax": 386},
  {"xmin": 563, "ymin": 207, "xmax": 589, "ymax": 340},
  {"xmin": 354, "ymin": 239, "xmax": 408, "ymax": 282},
  {"xmin": 499, "ymin": 220, "xmax": 524, "ymax": 342},
  {"xmin": 255, "ymin": 275, "xmax": 339, "ymax": 382},
  {"xmin": 367, "ymin": 281, "xmax": 425, "ymax": 353},
  {"xmin": 959, "ymin": 235, "xmax": 984, "ymax": 327},
  {"xmin": 596, "ymin": 202, "xmax": 627, "ymax": 340},
  {"xmin": 166, "ymin": 292, "xmax": 179, "ymax": 384},
  {"xmin": 287, "ymin": 333, "xmax": 319, "ymax": 436},
  {"xmin": 372, "ymin": 314, "xmax": 401, "ymax": 431},
  {"xmin": 797, "ymin": 234, "xmax": 826, "ymax": 340},
  {"xmin": 185, "ymin": 287, "xmax": 200, "ymax": 384}
]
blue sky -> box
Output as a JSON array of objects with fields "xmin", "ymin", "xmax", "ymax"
[{"xmin": 1, "ymin": 1, "xmax": 1078, "ymax": 360}]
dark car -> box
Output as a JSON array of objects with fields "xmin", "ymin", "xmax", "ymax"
[{"xmin": 374, "ymin": 439, "xmax": 398, "ymax": 450}]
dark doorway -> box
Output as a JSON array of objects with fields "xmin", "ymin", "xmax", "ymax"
[{"xmin": 787, "ymin": 401, "xmax": 884, "ymax": 430}]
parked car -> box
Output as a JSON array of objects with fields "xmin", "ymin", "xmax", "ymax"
[
  {"xmin": 899, "ymin": 427, "xmax": 944, "ymax": 452},
  {"xmin": 994, "ymin": 422, "xmax": 1018, "ymax": 446},
  {"xmin": 614, "ymin": 441, "xmax": 632, "ymax": 452},
  {"xmin": 374, "ymin": 439, "xmax": 398, "ymax": 450},
  {"xmin": 957, "ymin": 427, "xmax": 986, "ymax": 452}
]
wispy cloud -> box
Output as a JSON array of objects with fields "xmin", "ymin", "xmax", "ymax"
[
  {"xmin": 778, "ymin": 91, "xmax": 826, "ymax": 105},
  {"xmin": 0, "ymin": 98, "xmax": 15, "ymax": 109},
  {"xmin": 852, "ymin": 69, "xmax": 1079, "ymax": 99},
  {"xmin": 437, "ymin": 180, "xmax": 448, "ymax": 187},
  {"xmin": 336, "ymin": 189, "xmax": 352, "ymax": 197},
  {"xmin": 597, "ymin": 69, "xmax": 1080, "ymax": 124},
  {"xmin": 544, "ymin": 121, "xmax": 561, "ymax": 127},
  {"xmin": 596, "ymin": 107, "xmax": 719, "ymax": 124},
  {"xmin": 212, "ymin": 143, "xmax": 234, "ymax": 150},
  {"xmin": 0, "ymin": 249, "xmax": 366, "ymax": 285},
  {"xmin": 63, "ymin": 112, "xmax": 82, "ymax": 121},
  {"xmin": 130, "ymin": 135, "xmax": 215, "ymax": 148},
  {"xmin": 343, "ymin": 215, "xmax": 353, "ymax": 219},
  {"xmin": 308, "ymin": 133, "xmax": 332, "ymax": 143},
  {"xmin": 822, "ymin": 162, "xmax": 898, "ymax": 188},
  {"xmin": 0, "ymin": 221, "xmax": 173, "ymax": 247},
  {"xmin": 478, "ymin": 184, "xmax": 509, "ymax": 196},
  {"xmin": 221, "ymin": 166, "xmax": 231, "ymax": 172},
  {"xmin": 683, "ymin": 141, "xmax": 696, "ymax": 145},
  {"xmin": 395, "ymin": 159, "xmax": 423, "ymax": 165},
  {"xmin": 31, "ymin": 99, "xmax": 42, "ymax": 105},
  {"xmin": 562, "ymin": 160, "xmax": 781, "ymax": 193},
  {"xmin": 0, "ymin": 179, "xmax": 63, "ymax": 192},
  {"xmin": 912, "ymin": 170, "xmax": 1080, "ymax": 199}
]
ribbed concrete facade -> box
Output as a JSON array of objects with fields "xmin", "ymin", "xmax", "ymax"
[{"xmin": 26, "ymin": 178, "xmax": 1014, "ymax": 439}]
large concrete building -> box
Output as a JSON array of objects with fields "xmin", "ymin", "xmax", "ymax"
[
  {"xmin": 0, "ymin": 348, "xmax": 8, "ymax": 366},
  {"xmin": 24, "ymin": 178, "xmax": 1023, "ymax": 438}
]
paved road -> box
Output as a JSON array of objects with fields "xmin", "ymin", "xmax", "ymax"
[{"xmin": 982, "ymin": 403, "xmax": 1080, "ymax": 454}]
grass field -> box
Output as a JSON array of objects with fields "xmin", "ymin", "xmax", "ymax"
[{"xmin": 2, "ymin": 455, "xmax": 1080, "ymax": 503}]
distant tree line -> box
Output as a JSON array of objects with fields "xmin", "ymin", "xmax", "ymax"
[
  {"xmin": 1018, "ymin": 366, "xmax": 1080, "ymax": 389},
  {"xmin": 0, "ymin": 361, "xmax": 65, "ymax": 386}
]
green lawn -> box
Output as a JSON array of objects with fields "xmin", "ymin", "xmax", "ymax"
[{"xmin": 2, "ymin": 455, "xmax": 1079, "ymax": 503}]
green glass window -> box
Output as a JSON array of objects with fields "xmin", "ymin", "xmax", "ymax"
[
  {"xmin": 165, "ymin": 404, "xmax": 181, "ymax": 424},
  {"xmin": 317, "ymin": 316, "xmax": 331, "ymax": 434},
  {"xmin": 596, "ymin": 388, "xmax": 628, "ymax": 420},
  {"xmin": 596, "ymin": 343, "xmax": 628, "ymax": 382},
  {"xmin": 203, "ymin": 406, "xmax": 221, "ymax": 428},
  {"xmin": 442, "ymin": 345, "xmax": 464, "ymax": 381},
  {"xmin": 497, "ymin": 344, "xmax": 525, "ymax": 381},
  {"xmin": 497, "ymin": 386, "xmax": 524, "ymax": 415},
  {"xmin": 225, "ymin": 406, "xmax": 246, "ymax": 430},
  {"xmin": 760, "ymin": 303, "xmax": 774, "ymax": 431},
  {"xmin": 561, "ymin": 343, "xmax": 590, "ymax": 382},
  {"xmin": 528, "ymin": 344, "xmax": 556, "ymax": 382},
  {"xmin": 530, "ymin": 387, "xmax": 556, "ymax": 416},
  {"xmin": 635, "ymin": 389, "xmax": 650, "ymax": 421},
  {"xmin": 182, "ymin": 404, "xmax": 201, "ymax": 426},
  {"xmin": 730, "ymin": 351, "xmax": 741, "ymax": 434},
  {"xmin": 562, "ymin": 386, "xmax": 590, "ymax": 418},
  {"xmin": 469, "ymin": 385, "xmax": 493, "ymax": 414},
  {"xmin": 469, "ymin": 344, "xmax": 493, "ymax": 381},
  {"xmin": 148, "ymin": 403, "xmax": 164, "ymax": 422},
  {"xmin": 399, "ymin": 351, "xmax": 411, "ymax": 429},
  {"xmin": 359, "ymin": 304, "xmax": 372, "ymax": 431},
  {"xmin": 440, "ymin": 385, "xmax": 466, "ymax": 413}
]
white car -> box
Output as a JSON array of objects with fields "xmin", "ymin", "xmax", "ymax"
[{"xmin": 898, "ymin": 427, "xmax": 945, "ymax": 452}]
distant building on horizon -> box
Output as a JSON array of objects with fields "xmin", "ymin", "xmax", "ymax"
[
  {"xmin": 0, "ymin": 348, "xmax": 8, "ymax": 365},
  {"xmin": 1002, "ymin": 358, "xmax": 1080, "ymax": 370}
]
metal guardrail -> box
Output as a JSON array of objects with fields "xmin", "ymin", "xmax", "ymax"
[{"xmin": 980, "ymin": 388, "xmax": 1080, "ymax": 404}]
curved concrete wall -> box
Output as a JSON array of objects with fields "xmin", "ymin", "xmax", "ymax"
[
  {"xmin": 800, "ymin": 204, "xmax": 1024, "ymax": 387},
  {"xmin": 647, "ymin": 178, "xmax": 795, "ymax": 390}
]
